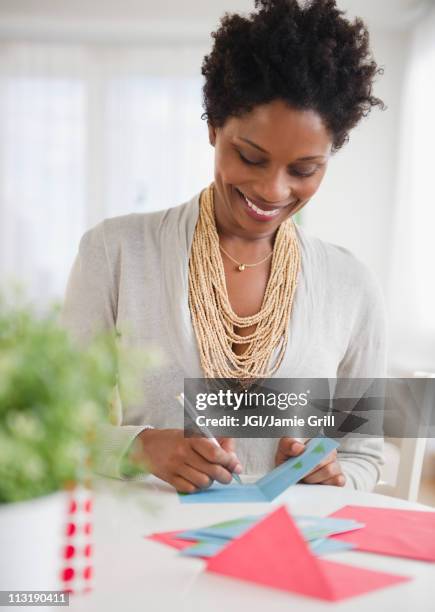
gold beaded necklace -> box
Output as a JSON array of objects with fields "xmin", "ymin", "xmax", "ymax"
[{"xmin": 188, "ymin": 183, "xmax": 301, "ymax": 379}]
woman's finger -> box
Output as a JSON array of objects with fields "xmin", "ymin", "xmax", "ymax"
[
  {"xmin": 301, "ymin": 449, "xmax": 337, "ymax": 477},
  {"xmin": 218, "ymin": 438, "xmax": 243, "ymax": 473},
  {"xmin": 171, "ymin": 475, "xmax": 199, "ymax": 494},
  {"xmin": 184, "ymin": 449, "xmax": 233, "ymax": 485},
  {"xmin": 322, "ymin": 474, "xmax": 346, "ymax": 487},
  {"xmin": 217, "ymin": 437, "xmax": 235, "ymax": 453},
  {"xmin": 192, "ymin": 437, "xmax": 241, "ymax": 472},
  {"xmin": 278, "ymin": 438, "xmax": 305, "ymax": 456},
  {"xmin": 177, "ymin": 464, "xmax": 214, "ymax": 490},
  {"xmin": 275, "ymin": 437, "xmax": 305, "ymax": 465},
  {"xmin": 302, "ymin": 461, "xmax": 342, "ymax": 484}
]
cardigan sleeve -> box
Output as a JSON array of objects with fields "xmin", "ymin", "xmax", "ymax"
[
  {"xmin": 61, "ymin": 222, "xmax": 152, "ymax": 479},
  {"xmin": 335, "ymin": 266, "xmax": 387, "ymax": 491}
]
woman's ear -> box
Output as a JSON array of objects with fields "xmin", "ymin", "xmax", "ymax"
[{"xmin": 208, "ymin": 123, "xmax": 217, "ymax": 147}]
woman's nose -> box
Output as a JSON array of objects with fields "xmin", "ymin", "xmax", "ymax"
[{"xmin": 253, "ymin": 170, "xmax": 293, "ymax": 204}]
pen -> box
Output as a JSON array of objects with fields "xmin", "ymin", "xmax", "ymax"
[{"xmin": 176, "ymin": 392, "xmax": 243, "ymax": 485}]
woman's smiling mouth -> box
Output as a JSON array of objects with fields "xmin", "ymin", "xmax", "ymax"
[{"xmin": 234, "ymin": 187, "xmax": 295, "ymax": 222}]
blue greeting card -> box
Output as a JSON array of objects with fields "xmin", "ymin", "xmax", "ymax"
[{"xmin": 179, "ymin": 437, "xmax": 339, "ymax": 504}]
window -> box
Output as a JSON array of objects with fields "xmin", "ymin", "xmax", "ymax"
[{"xmin": 0, "ymin": 44, "xmax": 213, "ymax": 303}]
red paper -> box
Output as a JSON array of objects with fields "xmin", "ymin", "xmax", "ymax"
[
  {"xmin": 330, "ymin": 505, "xmax": 435, "ymax": 562},
  {"xmin": 147, "ymin": 530, "xmax": 195, "ymax": 551},
  {"xmin": 207, "ymin": 506, "xmax": 409, "ymax": 602}
]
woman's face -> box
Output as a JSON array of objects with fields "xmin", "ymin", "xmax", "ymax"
[{"xmin": 209, "ymin": 99, "xmax": 333, "ymax": 240}]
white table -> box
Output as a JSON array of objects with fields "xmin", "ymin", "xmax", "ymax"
[{"xmin": 68, "ymin": 477, "xmax": 435, "ymax": 612}]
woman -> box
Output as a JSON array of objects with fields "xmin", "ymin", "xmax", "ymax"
[{"xmin": 62, "ymin": 0, "xmax": 387, "ymax": 492}]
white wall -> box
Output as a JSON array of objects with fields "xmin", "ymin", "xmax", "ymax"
[{"xmin": 302, "ymin": 28, "xmax": 412, "ymax": 288}]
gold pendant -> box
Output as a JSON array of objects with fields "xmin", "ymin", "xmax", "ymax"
[{"xmin": 238, "ymin": 264, "xmax": 246, "ymax": 271}]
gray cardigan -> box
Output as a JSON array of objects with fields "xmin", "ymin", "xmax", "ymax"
[{"xmin": 61, "ymin": 190, "xmax": 386, "ymax": 490}]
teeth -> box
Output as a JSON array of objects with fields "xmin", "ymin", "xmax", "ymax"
[{"xmin": 240, "ymin": 191, "xmax": 280, "ymax": 217}]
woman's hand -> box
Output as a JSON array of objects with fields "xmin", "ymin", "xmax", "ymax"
[
  {"xmin": 133, "ymin": 429, "xmax": 243, "ymax": 493},
  {"xmin": 275, "ymin": 438, "xmax": 346, "ymax": 487}
]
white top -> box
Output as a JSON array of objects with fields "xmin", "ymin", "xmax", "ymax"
[{"xmin": 61, "ymin": 189, "xmax": 387, "ymax": 490}]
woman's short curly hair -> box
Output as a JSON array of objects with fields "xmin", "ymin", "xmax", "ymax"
[{"xmin": 201, "ymin": 0, "xmax": 386, "ymax": 153}]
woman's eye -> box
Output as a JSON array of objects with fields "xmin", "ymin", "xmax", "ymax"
[
  {"xmin": 237, "ymin": 151, "xmax": 264, "ymax": 166},
  {"xmin": 237, "ymin": 149, "xmax": 318, "ymax": 177},
  {"xmin": 291, "ymin": 168, "xmax": 317, "ymax": 178}
]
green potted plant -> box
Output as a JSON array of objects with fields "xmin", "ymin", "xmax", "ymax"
[{"xmin": 0, "ymin": 293, "xmax": 142, "ymax": 593}]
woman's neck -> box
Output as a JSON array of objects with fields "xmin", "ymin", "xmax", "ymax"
[{"xmin": 215, "ymin": 211, "xmax": 277, "ymax": 259}]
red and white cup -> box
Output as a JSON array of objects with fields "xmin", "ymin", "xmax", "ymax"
[{"xmin": 60, "ymin": 486, "xmax": 94, "ymax": 596}]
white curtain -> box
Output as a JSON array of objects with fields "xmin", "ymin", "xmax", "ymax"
[
  {"xmin": 0, "ymin": 42, "xmax": 213, "ymax": 304},
  {"xmin": 388, "ymin": 5, "xmax": 435, "ymax": 373}
]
